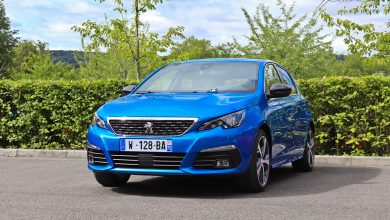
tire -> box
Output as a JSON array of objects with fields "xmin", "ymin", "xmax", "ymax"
[
  {"xmin": 237, "ymin": 130, "xmax": 270, "ymax": 193},
  {"xmin": 93, "ymin": 172, "xmax": 130, "ymax": 187},
  {"xmin": 292, "ymin": 128, "xmax": 315, "ymax": 172}
]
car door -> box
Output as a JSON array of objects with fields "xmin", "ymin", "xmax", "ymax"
[
  {"xmin": 263, "ymin": 64, "xmax": 294, "ymax": 165},
  {"xmin": 275, "ymin": 65, "xmax": 307, "ymax": 157}
]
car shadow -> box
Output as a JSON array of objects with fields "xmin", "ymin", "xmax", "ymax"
[{"xmin": 111, "ymin": 165, "xmax": 381, "ymax": 199}]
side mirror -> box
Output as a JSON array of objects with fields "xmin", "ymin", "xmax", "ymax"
[
  {"xmin": 122, "ymin": 85, "xmax": 136, "ymax": 96},
  {"xmin": 267, "ymin": 84, "xmax": 292, "ymax": 99}
]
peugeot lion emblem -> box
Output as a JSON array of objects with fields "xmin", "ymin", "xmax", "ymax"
[{"xmin": 144, "ymin": 122, "xmax": 153, "ymax": 134}]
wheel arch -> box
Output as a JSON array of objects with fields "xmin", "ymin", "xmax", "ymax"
[
  {"xmin": 259, "ymin": 123, "xmax": 271, "ymax": 142},
  {"xmin": 258, "ymin": 122, "xmax": 272, "ymax": 156},
  {"xmin": 309, "ymin": 120, "xmax": 315, "ymax": 134}
]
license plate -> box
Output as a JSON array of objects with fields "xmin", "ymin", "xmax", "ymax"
[{"xmin": 121, "ymin": 139, "xmax": 172, "ymax": 152}]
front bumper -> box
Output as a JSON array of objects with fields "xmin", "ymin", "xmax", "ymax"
[{"xmin": 87, "ymin": 114, "xmax": 258, "ymax": 176}]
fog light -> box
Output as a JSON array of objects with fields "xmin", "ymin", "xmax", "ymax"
[
  {"xmin": 88, "ymin": 155, "xmax": 95, "ymax": 164},
  {"xmin": 215, "ymin": 159, "xmax": 230, "ymax": 168}
]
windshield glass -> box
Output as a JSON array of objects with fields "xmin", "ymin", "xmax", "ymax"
[{"xmin": 136, "ymin": 62, "xmax": 259, "ymax": 93}]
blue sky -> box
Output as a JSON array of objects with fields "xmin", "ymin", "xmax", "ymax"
[{"xmin": 3, "ymin": 0, "xmax": 388, "ymax": 53}]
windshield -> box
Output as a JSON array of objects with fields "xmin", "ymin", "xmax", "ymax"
[{"xmin": 136, "ymin": 62, "xmax": 259, "ymax": 93}]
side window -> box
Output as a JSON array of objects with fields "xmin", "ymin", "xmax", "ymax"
[
  {"xmin": 276, "ymin": 66, "xmax": 297, "ymax": 94},
  {"xmin": 264, "ymin": 64, "xmax": 281, "ymax": 93}
]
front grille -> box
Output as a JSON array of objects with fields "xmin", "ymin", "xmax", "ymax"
[
  {"xmin": 193, "ymin": 150, "xmax": 241, "ymax": 169},
  {"xmin": 87, "ymin": 148, "xmax": 108, "ymax": 166},
  {"xmin": 110, "ymin": 151, "xmax": 186, "ymax": 169},
  {"xmin": 108, "ymin": 118, "xmax": 196, "ymax": 136}
]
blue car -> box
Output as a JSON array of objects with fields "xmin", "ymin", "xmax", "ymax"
[{"xmin": 87, "ymin": 59, "xmax": 315, "ymax": 192}]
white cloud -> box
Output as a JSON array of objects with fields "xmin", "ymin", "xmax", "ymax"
[
  {"xmin": 10, "ymin": 0, "xmax": 54, "ymax": 8},
  {"xmin": 66, "ymin": 2, "xmax": 103, "ymax": 14},
  {"xmin": 46, "ymin": 23, "xmax": 76, "ymax": 35},
  {"xmin": 143, "ymin": 10, "xmax": 177, "ymax": 32}
]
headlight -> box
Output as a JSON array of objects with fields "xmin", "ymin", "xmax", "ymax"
[
  {"xmin": 199, "ymin": 110, "xmax": 245, "ymax": 130},
  {"xmin": 91, "ymin": 114, "xmax": 107, "ymax": 129}
]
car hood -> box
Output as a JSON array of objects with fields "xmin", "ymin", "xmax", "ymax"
[{"xmin": 97, "ymin": 93, "xmax": 259, "ymax": 120}]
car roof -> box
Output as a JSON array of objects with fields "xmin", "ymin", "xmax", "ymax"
[{"xmin": 172, "ymin": 58, "xmax": 271, "ymax": 65}]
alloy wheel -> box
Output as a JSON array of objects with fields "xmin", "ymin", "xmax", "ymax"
[
  {"xmin": 256, "ymin": 136, "xmax": 270, "ymax": 187},
  {"xmin": 307, "ymin": 129, "xmax": 315, "ymax": 167}
]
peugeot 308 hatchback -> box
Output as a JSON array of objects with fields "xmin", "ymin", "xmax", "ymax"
[{"xmin": 87, "ymin": 59, "xmax": 315, "ymax": 192}]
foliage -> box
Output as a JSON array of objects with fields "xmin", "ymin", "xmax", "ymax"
[
  {"xmin": 335, "ymin": 55, "xmax": 367, "ymax": 76},
  {"xmin": 167, "ymin": 36, "xmax": 219, "ymax": 61},
  {"xmin": 321, "ymin": 0, "xmax": 390, "ymax": 72},
  {"xmin": 72, "ymin": 0, "xmax": 184, "ymax": 81},
  {"xmin": 0, "ymin": 80, "xmax": 130, "ymax": 149},
  {"xmin": 166, "ymin": 36, "xmax": 243, "ymax": 61},
  {"xmin": 0, "ymin": 76, "xmax": 389, "ymax": 156},
  {"xmin": 0, "ymin": 0, "xmax": 18, "ymax": 78},
  {"xmin": 50, "ymin": 50, "xmax": 82, "ymax": 66},
  {"xmin": 334, "ymin": 54, "xmax": 390, "ymax": 76},
  {"xmin": 298, "ymin": 76, "xmax": 390, "ymax": 156},
  {"xmin": 239, "ymin": 0, "xmax": 338, "ymax": 78},
  {"xmin": 214, "ymin": 42, "xmax": 243, "ymax": 58},
  {"xmin": 10, "ymin": 41, "xmax": 79, "ymax": 80}
]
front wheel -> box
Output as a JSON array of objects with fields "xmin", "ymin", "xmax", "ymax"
[
  {"xmin": 236, "ymin": 130, "xmax": 270, "ymax": 192},
  {"xmin": 93, "ymin": 172, "xmax": 130, "ymax": 187},
  {"xmin": 292, "ymin": 128, "xmax": 315, "ymax": 172}
]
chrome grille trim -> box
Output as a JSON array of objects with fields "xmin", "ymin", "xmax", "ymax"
[{"xmin": 107, "ymin": 117, "xmax": 198, "ymax": 136}]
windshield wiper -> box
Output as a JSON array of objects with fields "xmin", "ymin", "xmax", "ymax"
[{"xmin": 135, "ymin": 91, "xmax": 155, "ymax": 94}]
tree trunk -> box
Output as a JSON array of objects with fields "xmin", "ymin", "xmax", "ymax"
[{"xmin": 134, "ymin": 0, "xmax": 141, "ymax": 81}]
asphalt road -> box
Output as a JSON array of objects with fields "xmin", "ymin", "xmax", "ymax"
[{"xmin": 0, "ymin": 157, "xmax": 389, "ymax": 220}]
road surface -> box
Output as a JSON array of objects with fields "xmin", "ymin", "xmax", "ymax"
[{"xmin": 0, "ymin": 157, "xmax": 389, "ymax": 219}]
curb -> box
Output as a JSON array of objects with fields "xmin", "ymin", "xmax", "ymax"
[
  {"xmin": 316, "ymin": 155, "xmax": 390, "ymax": 167},
  {"xmin": 1, "ymin": 149, "xmax": 390, "ymax": 166},
  {"xmin": 0, "ymin": 149, "xmax": 86, "ymax": 158}
]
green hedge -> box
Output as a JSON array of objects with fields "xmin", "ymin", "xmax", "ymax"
[
  {"xmin": 0, "ymin": 80, "xmax": 129, "ymax": 149},
  {"xmin": 298, "ymin": 76, "xmax": 390, "ymax": 156},
  {"xmin": 0, "ymin": 76, "xmax": 389, "ymax": 155}
]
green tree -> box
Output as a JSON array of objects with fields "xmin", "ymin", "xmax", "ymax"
[
  {"xmin": 0, "ymin": 0, "xmax": 18, "ymax": 78},
  {"xmin": 333, "ymin": 54, "xmax": 370, "ymax": 76},
  {"xmin": 333, "ymin": 54, "xmax": 390, "ymax": 76},
  {"xmin": 11, "ymin": 40, "xmax": 78, "ymax": 80},
  {"xmin": 321, "ymin": 0, "xmax": 389, "ymax": 71},
  {"xmin": 168, "ymin": 36, "xmax": 218, "ymax": 61},
  {"xmin": 132, "ymin": 0, "xmax": 164, "ymax": 80},
  {"xmin": 73, "ymin": 0, "xmax": 184, "ymax": 81},
  {"xmin": 214, "ymin": 42, "xmax": 243, "ymax": 58},
  {"xmin": 11, "ymin": 40, "xmax": 47, "ymax": 75},
  {"xmin": 239, "ymin": 0, "xmax": 337, "ymax": 78},
  {"xmin": 167, "ymin": 36, "xmax": 244, "ymax": 61}
]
